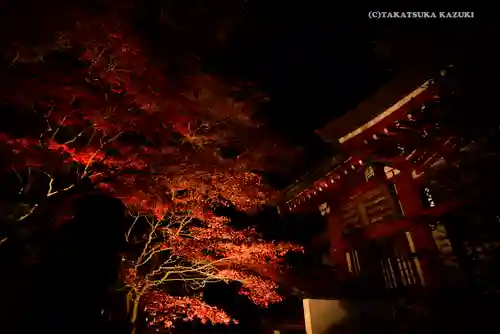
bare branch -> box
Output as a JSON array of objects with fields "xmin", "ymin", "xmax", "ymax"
[
  {"xmin": 81, "ymin": 131, "xmax": 123, "ymax": 179},
  {"xmin": 40, "ymin": 171, "xmax": 75, "ymax": 197},
  {"xmin": 63, "ymin": 132, "xmax": 84, "ymax": 145},
  {"xmin": 16, "ymin": 204, "xmax": 39, "ymax": 222}
]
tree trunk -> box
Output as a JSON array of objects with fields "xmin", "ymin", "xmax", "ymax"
[
  {"xmin": 130, "ymin": 300, "xmax": 139, "ymax": 334},
  {"xmin": 128, "ymin": 289, "xmax": 146, "ymax": 334},
  {"xmin": 126, "ymin": 292, "xmax": 132, "ymax": 318}
]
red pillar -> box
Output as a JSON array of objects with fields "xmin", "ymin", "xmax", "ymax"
[
  {"xmin": 393, "ymin": 169, "xmax": 422, "ymax": 217},
  {"xmin": 328, "ymin": 213, "xmax": 349, "ymax": 281},
  {"xmin": 393, "ymin": 170, "xmax": 439, "ymax": 287},
  {"xmin": 408, "ymin": 222, "xmax": 439, "ymax": 287}
]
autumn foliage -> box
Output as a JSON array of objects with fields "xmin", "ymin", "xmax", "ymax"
[{"xmin": 0, "ymin": 0, "xmax": 302, "ymax": 329}]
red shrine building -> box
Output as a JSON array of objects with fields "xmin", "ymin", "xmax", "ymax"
[{"xmin": 277, "ymin": 69, "xmax": 469, "ymax": 294}]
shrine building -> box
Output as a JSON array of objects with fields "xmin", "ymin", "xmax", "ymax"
[{"xmin": 277, "ymin": 69, "xmax": 468, "ymax": 294}]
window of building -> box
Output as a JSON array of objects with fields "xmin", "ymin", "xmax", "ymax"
[{"xmin": 384, "ymin": 166, "xmax": 400, "ymax": 179}]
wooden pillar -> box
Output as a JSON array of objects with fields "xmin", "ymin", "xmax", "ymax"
[
  {"xmin": 393, "ymin": 170, "xmax": 439, "ymax": 287},
  {"xmin": 406, "ymin": 223, "xmax": 440, "ymax": 287},
  {"xmin": 328, "ymin": 213, "xmax": 349, "ymax": 281},
  {"xmin": 393, "ymin": 169, "xmax": 422, "ymax": 217}
]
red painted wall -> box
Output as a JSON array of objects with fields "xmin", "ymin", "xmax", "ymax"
[{"xmin": 327, "ymin": 213, "xmax": 349, "ymax": 279}]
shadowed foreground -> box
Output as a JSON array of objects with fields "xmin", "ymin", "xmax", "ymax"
[{"xmin": 3, "ymin": 194, "xmax": 127, "ymax": 333}]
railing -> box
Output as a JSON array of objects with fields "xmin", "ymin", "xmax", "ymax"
[{"xmin": 342, "ymin": 230, "xmax": 426, "ymax": 296}]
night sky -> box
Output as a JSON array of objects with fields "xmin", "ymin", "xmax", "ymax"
[
  {"xmin": 207, "ymin": 5, "xmax": 391, "ymax": 133},
  {"xmin": 194, "ymin": 4, "xmax": 488, "ymax": 170},
  {"xmin": 205, "ymin": 4, "xmax": 393, "ymax": 156},
  {"xmin": 136, "ymin": 3, "xmax": 393, "ymax": 147},
  {"xmin": 205, "ymin": 4, "xmax": 486, "ymax": 150}
]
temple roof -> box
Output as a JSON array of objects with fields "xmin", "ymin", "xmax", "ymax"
[
  {"xmin": 276, "ymin": 67, "xmax": 444, "ymax": 210},
  {"xmin": 317, "ymin": 68, "xmax": 435, "ymax": 145}
]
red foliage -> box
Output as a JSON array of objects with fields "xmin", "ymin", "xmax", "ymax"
[
  {"xmin": 144, "ymin": 293, "xmax": 236, "ymax": 328},
  {"xmin": 0, "ymin": 1, "xmax": 303, "ymax": 328},
  {"xmin": 218, "ymin": 269, "xmax": 283, "ymax": 306}
]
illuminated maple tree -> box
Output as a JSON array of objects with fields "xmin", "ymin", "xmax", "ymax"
[
  {"xmin": 0, "ymin": 1, "xmax": 302, "ymax": 331},
  {"xmin": 123, "ymin": 211, "xmax": 300, "ymax": 330}
]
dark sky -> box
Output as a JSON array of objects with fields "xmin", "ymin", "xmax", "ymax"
[
  {"xmin": 200, "ymin": 4, "xmax": 491, "ymax": 158},
  {"xmin": 132, "ymin": 1, "xmax": 396, "ymax": 181},
  {"xmin": 205, "ymin": 4, "xmax": 393, "ymax": 150}
]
